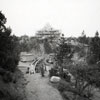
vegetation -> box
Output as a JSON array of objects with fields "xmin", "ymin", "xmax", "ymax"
[
  {"xmin": 0, "ymin": 12, "xmax": 20, "ymax": 72},
  {"xmin": 52, "ymin": 32, "xmax": 100, "ymax": 100},
  {"xmin": 89, "ymin": 31, "xmax": 100, "ymax": 64},
  {"xmin": 44, "ymin": 38, "xmax": 52, "ymax": 54},
  {"xmin": 0, "ymin": 11, "xmax": 27, "ymax": 100},
  {"xmin": 54, "ymin": 35, "xmax": 72, "ymax": 77},
  {"xmin": 78, "ymin": 30, "xmax": 90, "ymax": 45}
]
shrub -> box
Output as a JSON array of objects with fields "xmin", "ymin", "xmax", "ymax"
[
  {"xmin": 3, "ymin": 56, "xmax": 16, "ymax": 72},
  {"xmin": 57, "ymin": 80, "xmax": 72, "ymax": 92},
  {"xmin": 49, "ymin": 68, "xmax": 59, "ymax": 77},
  {"xmin": 61, "ymin": 91, "xmax": 74, "ymax": 100},
  {"xmin": 2, "ymin": 72, "xmax": 12, "ymax": 83}
]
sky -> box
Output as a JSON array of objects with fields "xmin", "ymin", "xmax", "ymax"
[{"xmin": 0, "ymin": 0, "xmax": 100, "ymax": 37}]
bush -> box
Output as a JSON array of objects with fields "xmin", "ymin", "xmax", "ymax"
[
  {"xmin": 62, "ymin": 72, "xmax": 71, "ymax": 82},
  {"xmin": 3, "ymin": 56, "xmax": 17, "ymax": 72},
  {"xmin": 57, "ymin": 80, "xmax": 72, "ymax": 92},
  {"xmin": 61, "ymin": 91, "xmax": 74, "ymax": 100},
  {"xmin": 49, "ymin": 68, "xmax": 59, "ymax": 77},
  {"xmin": 87, "ymin": 55, "xmax": 97, "ymax": 65},
  {"xmin": 57, "ymin": 80, "xmax": 90, "ymax": 100},
  {"xmin": 3, "ymin": 72, "xmax": 12, "ymax": 83}
]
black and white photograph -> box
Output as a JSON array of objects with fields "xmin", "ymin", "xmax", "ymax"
[{"xmin": 0, "ymin": 0, "xmax": 100, "ymax": 100}]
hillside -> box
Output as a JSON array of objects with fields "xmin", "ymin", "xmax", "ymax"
[{"xmin": 0, "ymin": 69, "xmax": 27, "ymax": 100}]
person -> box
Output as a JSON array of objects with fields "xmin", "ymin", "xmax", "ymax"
[
  {"xmin": 30, "ymin": 63, "xmax": 35, "ymax": 74},
  {"xmin": 40, "ymin": 63, "xmax": 45, "ymax": 77},
  {"xmin": 44, "ymin": 63, "xmax": 47, "ymax": 71},
  {"xmin": 26, "ymin": 67, "xmax": 30, "ymax": 74}
]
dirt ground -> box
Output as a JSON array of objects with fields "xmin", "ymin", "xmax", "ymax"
[{"xmin": 18, "ymin": 61, "xmax": 63, "ymax": 100}]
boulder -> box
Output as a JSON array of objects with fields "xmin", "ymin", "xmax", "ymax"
[{"xmin": 50, "ymin": 76, "xmax": 61, "ymax": 83}]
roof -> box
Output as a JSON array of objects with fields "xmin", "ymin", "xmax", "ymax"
[{"xmin": 36, "ymin": 24, "xmax": 61, "ymax": 36}]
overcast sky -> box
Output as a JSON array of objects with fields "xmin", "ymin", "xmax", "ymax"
[{"xmin": 0, "ymin": 0, "xmax": 100, "ymax": 37}]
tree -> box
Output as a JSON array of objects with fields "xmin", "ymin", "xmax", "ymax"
[
  {"xmin": 78, "ymin": 30, "xmax": 89, "ymax": 44},
  {"xmin": 89, "ymin": 31, "xmax": 100, "ymax": 64},
  {"xmin": 44, "ymin": 38, "xmax": 52, "ymax": 54},
  {"xmin": 0, "ymin": 12, "xmax": 20, "ymax": 72},
  {"xmin": 55, "ymin": 35, "xmax": 72, "ymax": 76},
  {"xmin": 0, "ymin": 11, "xmax": 6, "ymax": 31},
  {"xmin": 29, "ymin": 37, "xmax": 41, "ymax": 52},
  {"xmin": 19, "ymin": 35, "xmax": 30, "ymax": 52},
  {"xmin": 68, "ymin": 63, "xmax": 100, "ymax": 100}
]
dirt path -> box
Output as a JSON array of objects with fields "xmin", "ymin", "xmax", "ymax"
[{"xmin": 19, "ymin": 61, "xmax": 63, "ymax": 100}]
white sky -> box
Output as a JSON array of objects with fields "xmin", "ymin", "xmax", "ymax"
[{"xmin": 0, "ymin": 0, "xmax": 100, "ymax": 37}]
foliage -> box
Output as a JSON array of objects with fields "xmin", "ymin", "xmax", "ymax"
[
  {"xmin": 78, "ymin": 30, "xmax": 89, "ymax": 44},
  {"xmin": 49, "ymin": 68, "xmax": 59, "ymax": 77},
  {"xmin": 68, "ymin": 63, "xmax": 100, "ymax": 99},
  {"xmin": 44, "ymin": 38, "xmax": 52, "ymax": 54},
  {"xmin": 89, "ymin": 31, "xmax": 100, "ymax": 64},
  {"xmin": 0, "ymin": 12, "xmax": 20, "ymax": 72},
  {"xmin": 54, "ymin": 37, "xmax": 72, "ymax": 76},
  {"xmin": 57, "ymin": 79, "xmax": 72, "ymax": 92},
  {"xmin": 19, "ymin": 36, "xmax": 41, "ymax": 53},
  {"xmin": 19, "ymin": 35, "xmax": 30, "ymax": 52},
  {"xmin": 29, "ymin": 37, "xmax": 41, "ymax": 52},
  {"xmin": 0, "ymin": 69, "xmax": 27, "ymax": 100},
  {"xmin": 0, "ymin": 11, "xmax": 6, "ymax": 31}
]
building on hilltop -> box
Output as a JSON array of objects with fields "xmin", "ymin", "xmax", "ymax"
[{"xmin": 35, "ymin": 24, "xmax": 61, "ymax": 40}]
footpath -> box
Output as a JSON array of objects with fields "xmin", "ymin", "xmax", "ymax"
[{"xmin": 19, "ymin": 61, "xmax": 63, "ymax": 100}]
